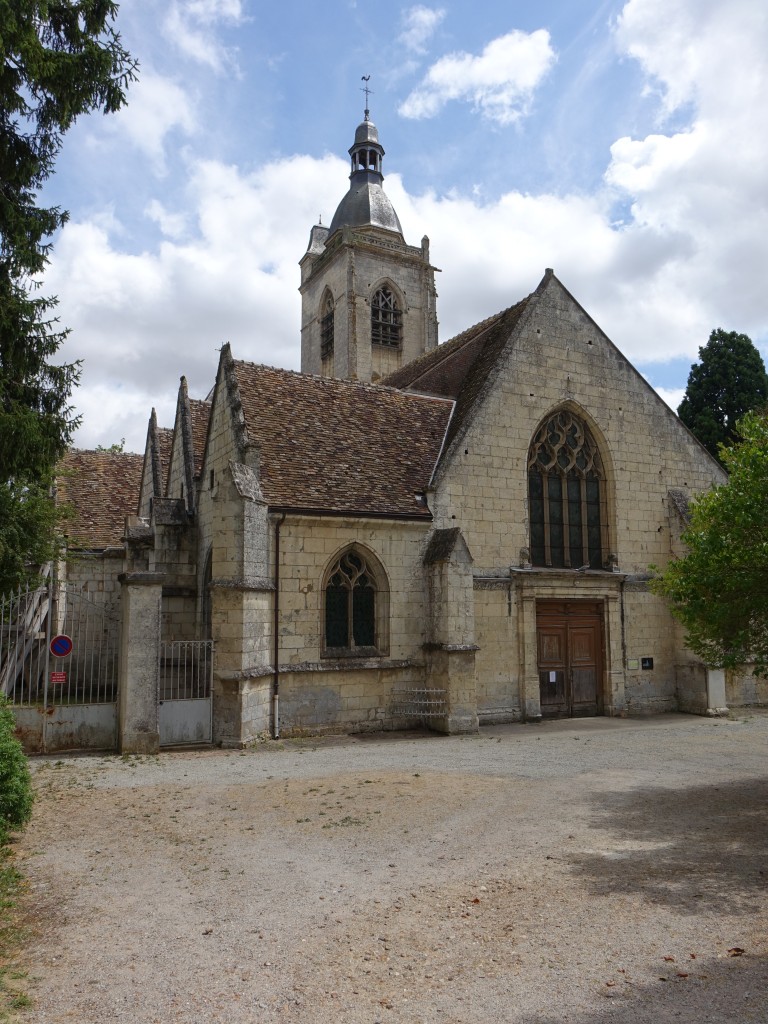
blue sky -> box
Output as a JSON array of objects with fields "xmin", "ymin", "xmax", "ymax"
[{"xmin": 40, "ymin": 0, "xmax": 768, "ymax": 450}]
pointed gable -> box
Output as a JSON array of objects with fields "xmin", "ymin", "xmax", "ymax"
[
  {"xmin": 229, "ymin": 356, "xmax": 452, "ymax": 518},
  {"xmin": 138, "ymin": 409, "xmax": 174, "ymax": 517},
  {"xmin": 165, "ymin": 377, "xmax": 212, "ymax": 512}
]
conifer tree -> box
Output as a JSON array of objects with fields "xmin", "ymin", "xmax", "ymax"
[
  {"xmin": 678, "ymin": 329, "xmax": 768, "ymax": 459},
  {"xmin": 0, "ymin": 2, "xmax": 136, "ymax": 592}
]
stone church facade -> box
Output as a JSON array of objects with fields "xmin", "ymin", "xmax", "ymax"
[{"xmin": 62, "ymin": 111, "xmax": 752, "ymax": 751}]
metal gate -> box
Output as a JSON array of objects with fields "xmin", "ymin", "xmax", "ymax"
[
  {"xmin": 158, "ymin": 640, "xmax": 213, "ymax": 746},
  {"xmin": 1, "ymin": 573, "xmax": 119, "ymax": 752}
]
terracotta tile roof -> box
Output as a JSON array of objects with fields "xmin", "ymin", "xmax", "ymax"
[
  {"xmin": 383, "ymin": 297, "xmax": 532, "ymax": 452},
  {"xmin": 57, "ymin": 449, "xmax": 143, "ymax": 549},
  {"xmin": 232, "ymin": 361, "xmax": 453, "ymax": 517},
  {"xmin": 189, "ymin": 399, "xmax": 211, "ymax": 478}
]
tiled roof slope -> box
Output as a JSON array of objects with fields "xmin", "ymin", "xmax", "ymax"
[
  {"xmin": 57, "ymin": 449, "xmax": 143, "ymax": 549},
  {"xmin": 383, "ymin": 297, "xmax": 531, "ymax": 451},
  {"xmin": 233, "ymin": 362, "xmax": 453, "ymax": 517},
  {"xmin": 189, "ymin": 399, "xmax": 211, "ymax": 477}
]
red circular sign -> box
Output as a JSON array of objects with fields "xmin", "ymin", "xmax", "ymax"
[{"xmin": 50, "ymin": 634, "xmax": 73, "ymax": 658}]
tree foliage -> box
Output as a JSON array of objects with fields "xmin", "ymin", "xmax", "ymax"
[
  {"xmin": 652, "ymin": 411, "xmax": 768, "ymax": 675},
  {"xmin": 0, "ymin": 2, "xmax": 136, "ymax": 593},
  {"xmin": 677, "ymin": 328, "xmax": 768, "ymax": 459},
  {"xmin": 0, "ymin": 696, "xmax": 33, "ymax": 845}
]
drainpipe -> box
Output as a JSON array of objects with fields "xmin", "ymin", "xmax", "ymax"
[{"xmin": 272, "ymin": 513, "xmax": 286, "ymax": 739}]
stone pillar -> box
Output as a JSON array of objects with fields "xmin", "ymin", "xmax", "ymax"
[
  {"xmin": 118, "ymin": 572, "xmax": 163, "ymax": 753},
  {"xmin": 706, "ymin": 668, "xmax": 728, "ymax": 716},
  {"xmin": 423, "ymin": 528, "xmax": 479, "ymax": 735},
  {"xmin": 518, "ymin": 592, "xmax": 542, "ymax": 721}
]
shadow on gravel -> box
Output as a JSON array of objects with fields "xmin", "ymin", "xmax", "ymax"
[
  {"xmin": 517, "ymin": 950, "xmax": 768, "ymax": 1024},
  {"xmin": 569, "ymin": 777, "xmax": 768, "ymax": 915}
]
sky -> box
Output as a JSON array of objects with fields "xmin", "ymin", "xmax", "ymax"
[{"xmin": 39, "ymin": 0, "xmax": 768, "ymax": 452}]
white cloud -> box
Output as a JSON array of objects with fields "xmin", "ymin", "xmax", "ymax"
[
  {"xmin": 653, "ymin": 387, "xmax": 685, "ymax": 413},
  {"xmin": 163, "ymin": 0, "xmax": 245, "ymax": 71},
  {"xmin": 399, "ymin": 6, "xmax": 445, "ymax": 54},
  {"xmin": 112, "ymin": 71, "xmax": 197, "ymax": 171},
  {"xmin": 45, "ymin": 0, "xmax": 768, "ymax": 454},
  {"xmin": 399, "ymin": 29, "xmax": 556, "ymax": 124}
]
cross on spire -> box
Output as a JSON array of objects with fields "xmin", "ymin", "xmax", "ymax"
[{"xmin": 361, "ymin": 75, "xmax": 372, "ymax": 119}]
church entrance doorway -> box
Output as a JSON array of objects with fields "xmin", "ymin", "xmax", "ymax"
[{"xmin": 536, "ymin": 601, "xmax": 604, "ymax": 718}]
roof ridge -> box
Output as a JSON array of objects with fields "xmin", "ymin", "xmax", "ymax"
[
  {"xmin": 232, "ymin": 358, "xmax": 452, "ymax": 404},
  {"xmin": 382, "ymin": 301, "xmax": 526, "ymax": 389}
]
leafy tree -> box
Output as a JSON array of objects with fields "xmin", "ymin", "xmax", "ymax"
[
  {"xmin": 678, "ymin": 329, "xmax": 768, "ymax": 459},
  {"xmin": 652, "ymin": 411, "xmax": 768, "ymax": 675},
  {"xmin": 0, "ymin": 696, "xmax": 33, "ymax": 845},
  {"xmin": 0, "ymin": 2, "xmax": 137, "ymax": 592}
]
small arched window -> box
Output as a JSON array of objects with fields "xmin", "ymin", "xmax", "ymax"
[
  {"xmin": 324, "ymin": 549, "xmax": 384, "ymax": 654},
  {"xmin": 528, "ymin": 409, "xmax": 606, "ymax": 569},
  {"xmin": 371, "ymin": 286, "xmax": 402, "ymax": 347},
  {"xmin": 320, "ymin": 292, "xmax": 334, "ymax": 359}
]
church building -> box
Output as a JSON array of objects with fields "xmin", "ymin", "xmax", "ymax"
[{"xmin": 59, "ymin": 108, "xmax": 742, "ymax": 752}]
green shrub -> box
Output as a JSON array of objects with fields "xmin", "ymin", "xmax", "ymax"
[{"xmin": 0, "ymin": 698, "xmax": 33, "ymax": 845}]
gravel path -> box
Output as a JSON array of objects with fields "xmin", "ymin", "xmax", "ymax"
[{"xmin": 13, "ymin": 712, "xmax": 768, "ymax": 1023}]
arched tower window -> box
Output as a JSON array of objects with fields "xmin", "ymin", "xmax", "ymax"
[
  {"xmin": 323, "ymin": 548, "xmax": 387, "ymax": 655},
  {"xmin": 371, "ymin": 286, "xmax": 402, "ymax": 348},
  {"xmin": 320, "ymin": 292, "xmax": 334, "ymax": 360},
  {"xmin": 528, "ymin": 409, "xmax": 606, "ymax": 569}
]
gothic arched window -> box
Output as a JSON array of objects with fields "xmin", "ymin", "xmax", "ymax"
[
  {"xmin": 320, "ymin": 292, "xmax": 334, "ymax": 359},
  {"xmin": 528, "ymin": 409, "xmax": 605, "ymax": 569},
  {"xmin": 324, "ymin": 548, "xmax": 386, "ymax": 655},
  {"xmin": 371, "ymin": 286, "xmax": 402, "ymax": 347}
]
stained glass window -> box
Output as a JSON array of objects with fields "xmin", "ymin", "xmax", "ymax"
[
  {"xmin": 324, "ymin": 550, "xmax": 378, "ymax": 652},
  {"xmin": 528, "ymin": 410, "xmax": 605, "ymax": 569}
]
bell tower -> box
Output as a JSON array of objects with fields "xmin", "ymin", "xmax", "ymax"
[{"xmin": 300, "ymin": 103, "xmax": 438, "ymax": 382}]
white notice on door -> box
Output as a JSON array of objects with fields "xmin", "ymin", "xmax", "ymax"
[{"xmin": 549, "ymin": 670, "xmax": 557, "ymax": 682}]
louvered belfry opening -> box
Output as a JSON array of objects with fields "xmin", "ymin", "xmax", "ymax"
[{"xmin": 371, "ymin": 286, "xmax": 402, "ymax": 348}]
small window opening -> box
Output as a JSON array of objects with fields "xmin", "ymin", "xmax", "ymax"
[{"xmin": 320, "ymin": 293, "xmax": 334, "ymax": 359}]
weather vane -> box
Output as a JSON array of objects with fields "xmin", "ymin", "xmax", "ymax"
[{"xmin": 361, "ymin": 75, "xmax": 372, "ymax": 119}]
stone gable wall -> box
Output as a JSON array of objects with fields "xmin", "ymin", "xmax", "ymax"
[{"xmin": 430, "ymin": 277, "xmax": 727, "ymax": 719}]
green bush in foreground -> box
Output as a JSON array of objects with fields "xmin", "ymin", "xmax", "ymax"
[{"xmin": 0, "ymin": 698, "xmax": 33, "ymax": 845}]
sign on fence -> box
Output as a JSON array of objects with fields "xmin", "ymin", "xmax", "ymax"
[{"xmin": 50, "ymin": 634, "xmax": 73, "ymax": 658}]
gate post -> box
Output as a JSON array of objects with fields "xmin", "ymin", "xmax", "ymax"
[{"xmin": 118, "ymin": 572, "xmax": 163, "ymax": 753}]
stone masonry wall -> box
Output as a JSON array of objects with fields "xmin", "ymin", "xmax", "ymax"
[{"xmin": 431, "ymin": 275, "xmax": 726, "ymax": 715}]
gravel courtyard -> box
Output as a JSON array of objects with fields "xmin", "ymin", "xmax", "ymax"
[{"xmin": 13, "ymin": 712, "xmax": 768, "ymax": 1023}]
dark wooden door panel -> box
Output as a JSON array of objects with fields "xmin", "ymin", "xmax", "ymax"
[
  {"xmin": 538, "ymin": 625, "xmax": 567, "ymax": 711},
  {"xmin": 537, "ymin": 604, "xmax": 603, "ymax": 717}
]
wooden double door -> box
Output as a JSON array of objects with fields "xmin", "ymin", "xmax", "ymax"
[{"xmin": 537, "ymin": 601, "xmax": 604, "ymax": 718}]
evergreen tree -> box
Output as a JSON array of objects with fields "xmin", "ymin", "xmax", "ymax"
[
  {"xmin": 0, "ymin": 2, "xmax": 136, "ymax": 592},
  {"xmin": 678, "ymin": 328, "xmax": 768, "ymax": 459}
]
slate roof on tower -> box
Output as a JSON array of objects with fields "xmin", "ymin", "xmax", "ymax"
[{"xmin": 230, "ymin": 359, "xmax": 453, "ymax": 518}]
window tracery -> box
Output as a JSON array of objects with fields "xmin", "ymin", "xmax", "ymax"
[
  {"xmin": 324, "ymin": 549, "xmax": 379, "ymax": 653},
  {"xmin": 527, "ymin": 409, "xmax": 605, "ymax": 569}
]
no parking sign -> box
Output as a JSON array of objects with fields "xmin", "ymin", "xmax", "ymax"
[{"xmin": 50, "ymin": 634, "xmax": 73, "ymax": 658}]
